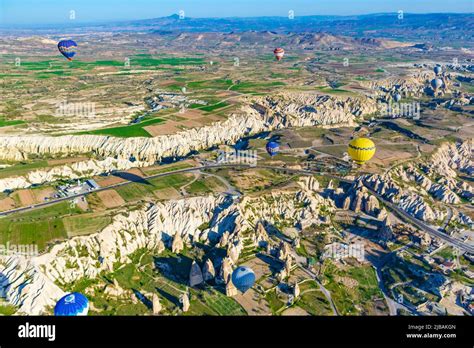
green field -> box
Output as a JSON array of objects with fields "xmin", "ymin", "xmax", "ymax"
[
  {"xmin": 187, "ymin": 78, "xmax": 233, "ymax": 90},
  {"xmin": 186, "ymin": 176, "xmax": 226, "ymax": 195},
  {"xmin": 115, "ymin": 173, "xmax": 193, "ymax": 201},
  {"xmin": 315, "ymin": 86, "xmax": 351, "ymax": 94},
  {"xmin": 296, "ymin": 281, "xmax": 333, "ymax": 315},
  {"xmin": 265, "ymin": 288, "xmax": 286, "ymax": 314},
  {"xmin": 141, "ymin": 162, "xmax": 194, "ymax": 176},
  {"xmin": 0, "ymin": 160, "xmax": 49, "ymax": 179},
  {"xmin": 131, "ymin": 55, "xmax": 206, "ymax": 67},
  {"xmin": 63, "ymin": 213, "xmax": 112, "ymax": 237},
  {"xmin": 199, "ymin": 101, "xmax": 230, "ymax": 112},
  {"xmin": 229, "ymin": 81, "xmax": 286, "ymax": 93},
  {"xmin": 68, "ymin": 248, "xmax": 246, "ymax": 315},
  {"xmin": 78, "ymin": 117, "xmax": 165, "ymax": 137},
  {"xmin": 322, "ymin": 261, "xmax": 385, "ymax": 315},
  {"xmin": 0, "ymin": 303, "xmax": 17, "ymax": 315},
  {"xmin": 0, "ymin": 202, "xmax": 82, "ymax": 251},
  {"xmin": 0, "ymin": 116, "xmax": 25, "ymax": 128}
]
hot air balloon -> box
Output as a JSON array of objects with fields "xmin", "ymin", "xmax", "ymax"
[
  {"xmin": 54, "ymin": 293, "xmax": 89, "ymax": 316},
  {"xmin": 434, "ymin": 66, "xmax": 442, "ymax": 75},
  {"xmin": 394, "ymin": 93, "xmax": 401, "ymax": 102},
  {"xmin": 57, "ymin": 39, "xmax": 77, "ymax": 61},
  {"xmin": 231, "ymin": 266, "xmax": 255, "ymax": 293},
  {"xmin": 273, "ymin": 48, "xmax": 285, "ymax": 61},
  {"xmin": 266, "ymin": 141, "xmax": 279, "ymax": 156},
  {"xmin": 431, "ymin": 78, "xmax": 443, "ymax": 90},
  {"xmin": 347, "ymin": 137, "xmax": 376, "ymax": 165}
]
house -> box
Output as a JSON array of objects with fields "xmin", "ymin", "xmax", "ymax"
[
  {"xmin": 85, "ymin": 179, "xmax": 100, "ymax": 191},
  {"xmin": 439, "ymin": 260, "xmax": 456, "ymax": 273}
]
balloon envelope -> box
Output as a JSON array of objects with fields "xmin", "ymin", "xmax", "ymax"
[
  {"xmin": 431, "ymin": 78, "xmax": 443, "ymax": 90},
  {"xmin": 58, "ymin": 40, "xmax": 77, "ymax": 61},
  {"xmin": 54, "ymin": 293, "xmax": 89, "ymax": 316},
  {"xmin": 434, "ymin": 66, "xmax": 442, "ymax": 75},
  {"xmin": 348, "ymin": 137, "xmax": 376, "ymax": 165},
  {"xmin": 231, "ymin": 266, "xmax": 256, "ymax": 293},
  {"xmin": 273, "ymin": 47, "xmax": 285, "ymax": 61},
  {"xmin": 266, "ymin": 141, "xmax": 279, "ymax": 156}
]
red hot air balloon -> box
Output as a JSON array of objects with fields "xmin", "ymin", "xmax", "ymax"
[{"xmin": 273, "ymin": 47, "xmax": 285, "ymax": 61}]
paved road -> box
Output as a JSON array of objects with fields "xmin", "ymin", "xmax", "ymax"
[
  {"xmin": 370, "ymin": 243, "xmax": 416, "ymax": 316},
  {"xmin": 362, "ymin": 185, "xmax": 474, "ymax": 254},
  {"xmin": 0, "ymin": 163, "xmax": 349, "ymax": 217},
  {"xmin": 296, "ymin": 263, "xmax": 339, "ymax": 316},
  {"xmin": 1, "ymin": 162, "xmax": 471, "ymax": 254},
  {"xmin": 441, "ymin": 205, "xmax": 453, "ymax": 233}
]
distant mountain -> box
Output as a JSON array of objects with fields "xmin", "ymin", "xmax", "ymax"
[
  {"xmin": 118, "ymin": 13, "xmax": 474, "ymax": 46},
  {"xmin": 2, "ymin": 13, "xmax": 473, "ymax": 46},
  {"xmin": 165, "ymin": 31, "xmax": 413, "ymax": 52}
]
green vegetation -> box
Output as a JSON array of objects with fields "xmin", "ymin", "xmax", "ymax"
[
  {"xmin": 0, "ymin": 160, "xmax": 48, "ymax": 179},
  {"xmin": 296, "ymin": 281, "xmax": 333, "ymax": 315},
  {"xmin": 131, "ymin": 55, "xmax": 206, "ymax": 67},
  {"xmin": 265, "ymin": 288, "xmax": 286, "ymax": 314},
  {"xmin": 66, "ymin": 248, "xmax": 246, "ymax": 315},
  {"xmin": 187, "ymin": 288, "xmax": 247, "ymax": 316},
  {"xmin": 315, "ymin": 86, "xmax": 350, "ymax": 94},
  {"xmin": 186, "ymin": 78, "xmax": 233, "ymax": 90},
  {"xmin": 115, "ymin": 173, "xmax": 192, "ymax": 201},
  {"xmin": 186, "ymin": 176, "xmax": 226, "ymax": 195},
  {"xmin": 0, "ymin": 303, "xmax": 17, "ymax": 315},
  {"xmin": 230, "ymin": 81, "xmax": 286, "ymax": 93},
  {"xmin": 63, "ymin": 213, "xmax": 112, "ymax": 237},
  {"xmin": 0, "ymin": 202, "xmax": 83, "ymax": 251},
  {"xmin": 0, "ymin": 116, "xmax": 25, "ymax": 128},
  {"xmin": 199, "ymin": 101, "xmax": 230, "ymax": 112},
  {"xmin": 435, "ymin": 246, "xmax": 455, "ymax": 260},
  {"xmin": 322, "ymin": 260, "xmax": 385, "ymax": 315},
  {"xmin": 78, "ymin": 117, "xmax": 164, "ymax": 137},
  {"xmin": 142, "ymin": 162, "xmax": 194, "ymax": 176},
  {"xmin": 35, "ymin": 70, "xmax": 72, "ymax": 78}
]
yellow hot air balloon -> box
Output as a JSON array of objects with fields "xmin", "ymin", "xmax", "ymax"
[{"xmin": 348, "ymin": 137, "xmax": 376, "ymax": 165}]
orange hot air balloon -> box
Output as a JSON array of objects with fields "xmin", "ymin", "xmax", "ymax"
[{"xmin": 273, "ymin": 47, "xmax": 285, "ymax": 61}]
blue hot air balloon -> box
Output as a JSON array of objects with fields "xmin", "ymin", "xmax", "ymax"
[
  {"xmin": 266, "ymin": 141, "xmax": 279, "ymax": 156},
  {"xmin": 57, "ymin": 40, "xmax": 77, "ymax": 61},
  {"xmin": 231, "ymin": 266, "xmax": 256, "ymax": 293},
  {"xmin": 431, "ymin": 78, "xmax": 443, "ymax": 90},
  {"xmin": 54, "ymin": 293, "xmax": 89, "ymax": 316}
]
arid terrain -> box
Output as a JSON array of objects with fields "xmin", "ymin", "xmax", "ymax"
[{"xmin": 0, "ymin": 13, "xmax": 473, "ymax": 317}]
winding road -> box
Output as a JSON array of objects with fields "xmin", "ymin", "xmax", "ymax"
[{"xmin": 1, "ymin": 162, "xmax": 472, "ymax": 254}]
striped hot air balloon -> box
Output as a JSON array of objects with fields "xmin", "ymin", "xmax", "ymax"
[
  {"xmin": 57, "ymin": 39, "xmax": 77, "ymax": 61},
  {"xmin": 273, "ymin": 47, "xmax": 285, "ymax": 61},
  {"xmin": 348, "ymin": 137, "xmax": 376, "ymax": 165}
]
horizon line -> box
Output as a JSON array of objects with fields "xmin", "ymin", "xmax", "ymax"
[{"xmin": 2, "ymin": 11, "xmax": 473, "ymax": 27}]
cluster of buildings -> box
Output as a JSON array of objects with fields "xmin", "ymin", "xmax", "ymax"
[
  {"xmin": 322, "ymin": 242, "xmax": 366, "ymax": 263},
  {"xmin": 145, "ymin": 90, "xmax": 207, "ymax": 112},
  {"xmin": 56, "ymin": 179, "xmax": 100, "ymax": 198}
]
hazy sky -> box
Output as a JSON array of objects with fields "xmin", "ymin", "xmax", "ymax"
[{"xmin": 1, "ymin": 0, "xmax": 473, "ymax": 24}]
